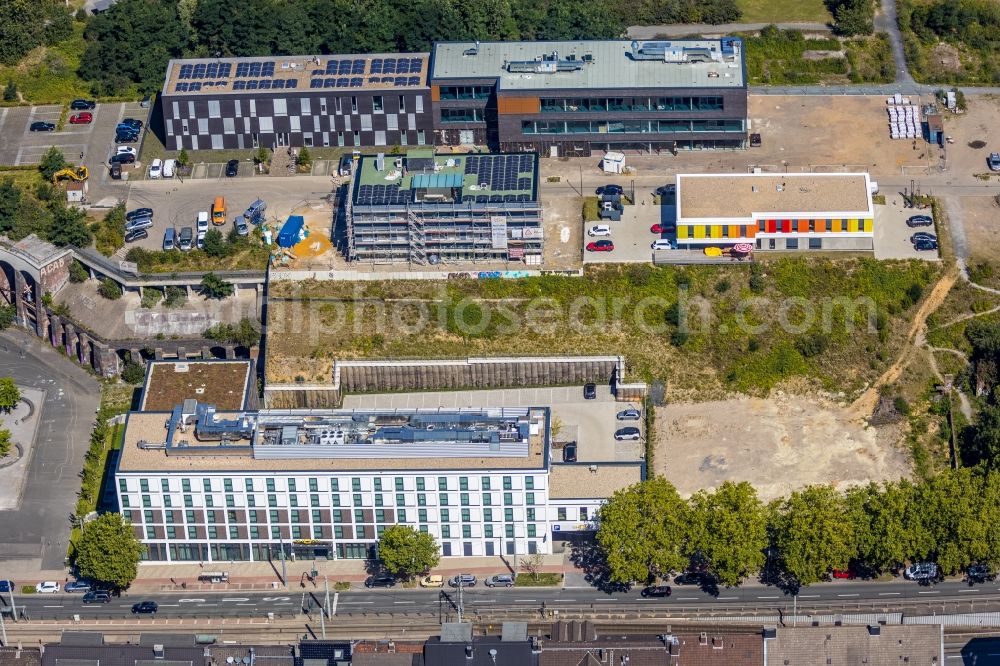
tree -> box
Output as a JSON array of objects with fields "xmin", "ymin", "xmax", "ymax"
[
  {"xmin": 969, "ymin": 404, "xmax": 1000, "ymax": 469},
  {"xmin": 0, "ymin": 428, "xmax": 11, "ymax": 457},
  {"xmin": 915, "ymin": 468, "xmax": 990, "ymax": 575},
  {"xmin": 0, "ymin": 377, "xmax": 20, "ymax": 412},
  {"xmin": 0, "ymin": 0, "xmax": 73, "ymax": 66},
  {"xmin": 98, "ymin": 278, "xmax": 122, "ymax": 300},
  {"xmin": 771, "ymin": 485, "xmax": 856, "ymax": 585},
  {"xmin": 47, "ymin": 203, "xmax": 92, "ymax": 247},
  {"xmin": 0, "ymin": 305, "xmax": 14, "ymax": 330},
  {"xmin": 69, "ymin": 260, "xmax": 90, "ymax": 283},
  {"xmin": 686, "ymin": 481, "xmax": 768, "ymax": 586},
  {"xmin": 200, "ymin": 272, "xmax": 234, "ymax": 299},
  {"xmin": 204, "ymin": 318, "xmax": 260, "ymax": 348},
  {"xmin": 201, "ymin": 228, "xmax": 229, "ymax": 258},
  {"xmin": 596, "ymin": 478, "xmax": 688, "ymax": 583},
  {"xmin": 121, "ymin": 361, "xmax": 146, "ymax": 384},
  {"xmin": 163, "ymin": 285, "xmax": 187, "ymax": 308},
  {"xmin": 520, "ymin": 552, "xmax": 543, "ymax": 581},
  {"xmin": 176, "ymin": 148, "xmax": 190, "ymax": 166},
  {"xmin": 297, "ymin": 146, "xmax": 312, "ymax": 169},
  {"xmin": 3, "ymin": 80, "xmax": 16, "ymax": 102},
  {"xmin": 38, "ymin": 147, "xmax": 67, "ymax": 182},
  {"xmin": 74, "ymin": 512, "xmax": 144, "ymax": 590},
  {"xmin": 376, "ymin": 525, "xmax": 440, "ymax": 577}
]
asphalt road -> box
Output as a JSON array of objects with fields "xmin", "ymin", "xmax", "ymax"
[
  {"xmin": 0, "ymin": 329, "xmax": 101, "ymax": 569},
  {"xmin": 5, "ymin": 578, "xmax": 1000, "ymax": 620}
]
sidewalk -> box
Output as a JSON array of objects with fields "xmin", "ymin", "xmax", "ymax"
[{"xmin": 129, "ymin": 554, "xmax": 572, "ymax": 591}]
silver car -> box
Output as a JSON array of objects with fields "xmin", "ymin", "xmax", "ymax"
[{"xmin": 616, "ymin": 408, "xmax": 641, "ymax": 421}]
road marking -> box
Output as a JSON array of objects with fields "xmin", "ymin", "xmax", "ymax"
[
  {"xmin": 837, "ymin": 594, "xmax": 860, "ymax": 598},
  {"xmin": 560, "ymin": 599, "xmax": 575, "ymax": 602},
  {"xmin": 236, "ymin": 603, "xmax": 257, "ymax": 606},
  {"xmin": 43, "ymin": 605, "xmax": 63, "ymax": 608},
  {"xmin": 196, "ymin": 603, "xmax": 218, "ymax": 606},
  {"xmin": 469, "ymin": 599, "xmax": 496, "ymax": 603},
  {"xmin": 157, "ymin": 604, "xmax": 179, "ymax": 607},
  {"xmin": 273, "ymin": 602, "xmax": 293, "ymax": 605},
  {"xmin": 222, "ymin": 597, "xmax": 250, "ymax": 602},
  {"xmin": 331, "ymin": 592, "xmax": 338, "ymax": 616},
  {"xmin": 917, "ymin": 591, "xmax": 940, "ymax": 595},
  {"xmin": 757, "ymin": 596, "xmax": 780, "ymax": 599},
  {"xmin": 338, "ymin": 601, "xmax": 374, "ymax": 605},
  {"xmin": 716, "ymin": 596, "xmax": 738, "ymax": 600},
  {"xmin": 677, "ymin": 597, "xmax": 700, "ymax": 600},
  {"xmin": 798, "ymin": 595, "xmax": 820, "ymax": 599},
  {"xmin": 878, "ymin": 592, "xmax": 901, "ymax": 596},
  {"xmin": 958, "ymin": 589, "xmax": 980, "ymax": 593},
  {"xmin": 178, "ymin": 598, "xmax": 206, "ymax": 603},
  {"xmin": 393, "ymin": 601, "xmax": 415, "ymax": 605}
]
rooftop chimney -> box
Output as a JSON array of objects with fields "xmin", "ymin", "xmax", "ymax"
[
  {"xmin": 153, "ymin": 645, "xmax": 165, "ymax": 659},
  {"xmin": 867, "ymin": 625, "xmax": 881, "ymax": 636},
  {"xmin": 699, "ymin": 633, "xmax": 708, "ymax": 646},
  {"xmin": 465, "ymin": 644, "xmax": 473, "ymax": 660}
]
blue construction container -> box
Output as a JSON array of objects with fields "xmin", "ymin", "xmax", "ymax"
[{"xmin": 277, "ymin": 215, "xmax": 305, "ymax": 248}]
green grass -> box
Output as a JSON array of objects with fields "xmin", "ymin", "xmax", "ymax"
[
  {"xmin": 267, "ymin": 259, "xmax": 940, "ymax": 399},
  {"xmin": 736, "ymin": 0, "xmax": 832, "ymax": 23},
  {"xmin": 514, "ymin": 573, "xmax": 563, "ymax": 587},
  {"xmin": 743, "ymin": 27, "xmax": 894, "ymax": 85},
  {"xmin": 125, "ymin": 242, "xmax": 270, "ymax": 273}
]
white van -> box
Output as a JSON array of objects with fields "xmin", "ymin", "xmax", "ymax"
[
  {"xmin": 162, "ymin": 159, "xmax": 176, "ymax": 178},
  {"xmin": 148, "ymin": 158, "xmax": 162, "ymax": 180},
  {"xmin": 651, "ymin": 239, "xmax": 676, "ymax": 251},
  {"xmin": 197, "ymin": 211, "xmax": 209, "ymax": 235}
]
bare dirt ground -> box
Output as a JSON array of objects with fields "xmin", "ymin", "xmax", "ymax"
[
  {"xmin": 951, "ymin": 195, "xmax": 1000, "ymax": 263},
  {"xmin": 655, "ymin": 394, "xmax": 911, "ymax": 501}
]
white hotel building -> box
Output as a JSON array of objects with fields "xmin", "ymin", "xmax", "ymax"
[{"xmin": 115, "ymin": 388, "xmax": 642, "ymax": 563}]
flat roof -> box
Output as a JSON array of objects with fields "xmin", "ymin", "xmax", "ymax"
[
  {"xmin": 162, "ymin": 53, "xmax": 429, "ymax": 96},
  {"xmin": 353, "ymin": 152, "xmax": 538, "ymax": 206},
  {"xmin": 117, "ymin": 411, "xmax": 547, "ymax": 473},
  {"xmin": 431, "ymin": 39, "xmax": 745, "ymax": 91},
  {"xmin": 548, "ymin": 464, "xmax": 643, "ymax": 499},
  {"xmin": 677, "ymin": 173, "xmax": 873, "ymax": 220},
  {"xmin": 766, "ymin": 625, "xmax": 941, "ymax": 666},
  {"xmin": 141, "ymin": 361, "xmax": 253, "ymax": 411}
]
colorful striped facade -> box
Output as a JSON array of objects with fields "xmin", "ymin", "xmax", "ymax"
[{"xmin": 675, "ymin": 173, "xmax": 876, "ymax": 252}]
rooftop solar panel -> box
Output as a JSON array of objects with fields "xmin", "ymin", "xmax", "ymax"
[
  {"xmin": 310, "ymin": 79, "xmax": 322, "ymax": 88},
  {"xmin": 262, "ymin": 62, "xmax": 275, "ymax": 76},
  {"xmin": 272, "ymin": 79, "xmax": 284, "ymax": 89},
  {"xmin": 259, "ymin": 79, "xmax": 271, "ymax": 89},
  {"xmin": 234, "ymin": 81, "xmax": 246, "ymax": 90},
  {"xmin": 219, "ymin": 63, "xmax": 232, "ymax": 77},
  {"xmin": 249, "ymin": 62, "xmax": 261, "ymax": 76},
  {"xmin": 350, "ymin": 77, "xmax": 362, "ymax": 87},
  {"xmin": 324, "ymin": 78, "xmax": 335, "ymax": 88},
  {"xmin": 190, "ymin": 82, "xmax": 201, "ymax": 91},
  {"xmin": 206, "ymin": 63, "xmax": 218, "ymax": 77},
  {"xmin": 246, "ymin": 80, "xmax": 258, "ymax": 89},
  {"xmin": 176, "ymin": 82, "xmax": 188, "ymax": 92}
]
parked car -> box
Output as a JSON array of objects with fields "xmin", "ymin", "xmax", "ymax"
[
  {"xmin": 906, "ymin": 215, "xmax": 933, "ymax": 228},
  {"xmin": 126, "ymin": 208, "xmax": 153, "ymax": 221},
  {"xmin": 651, "ymin": 239, "xmax": 676, "ymax": 251},
  {"xmin": 0, "ymin": 580, "xmax": 14, "ymax": 592},
  {"xmin": 65, "ymin": 580, "xmax": 92, "ymax": 593},
  {"xmin": 914, "ymin": 239, "xmax": 939, "ymax": 252},
  {"xmin": 596, "ymin": 184, "xmax": 623, "ymax": 196},
  {"xmin": 617, "ymin": 408, "xmax": 641, "ymax": 421},
  {"xmin": 419, "ymin": 575, "xmax": 443, "ymax": 588},
  {"xmin": 125, "ymin": 229, "xmax": 148, "ymax": 243},
  {"xmin": 910, "ymin": 232, "xmax": 936, "ymax": 243},
  {"xmin": 614, "ymin": 427, "xmax": 641, "ymax": 441},
  {"xmin": 115, "ymin": 131, "xmax": 139, "ymax": 143},
  {"xmin": 988, "ymin": 153, "xmax": 1000, "ymax": 172},
  {"xmin": 831, "ymin": 568, "xmax": 857, "ymax": 580},
  {"xmin": 178, "ymin": 226, "xmax": 194, "ymax": 251},
  {"xmin": 583, "ymin": 383, "xmax": 597, "ymax": 400},
  {"xmin": 163, "ymin": 228, "xmax": 176, "ymax": 251},
  {"xmin": 131, "ymin": 601, "xmax": 158, "ymax": 614},
  {"xmin": 30, "ymin": 121, "xmax": 55, "ymax": 132},
  {"xmin": 162, "ymin": 159, "xmax": 176, "ymax": 178},
  {"xmin": 109, "ymin": 153, "xmax": 135, "ymax": 165},
  {"xmin": 650, "ymin": 224, "xmax": 675, "ymax": 234},
  {"xmin": 116, "ymin": 146, "xmax": 137, "ymax": 157},
  {"xmin": 69, "ymin": 113, "xmax": 93, "ymax": 124},
  {"xmin": 70, "ymin": 99, "xmax": 96, "ymax": 110},
  {"xmin": 586, "ymin": 240, "xmax": 614, "ymax": 252},
  {"xmin": 197, "ymin": 212, "xmax": 209, "ymax": 235},
  {"xmin": 966, "ymin": 563, "xmax": 991, "ymax": 583},
  {"xmin": 82, "ymin": 591, "xmax": 111, "ymax": 604},
  {"xmin": 640, "ymin": 585, "xmax": 672, "ymax": 598},
  {"xmin": 235, "ymin": 218, "xmax": 250, "ymax": 236},
  {"xmin": 673, "ymin": 573, "xmax": 707, "ymax": 586},
  {"xmin": 587, "ymin": 224, "xmax": 611, "ymax": 237},
  {"xmin": 364, "ymin": 573, "xmax": 396, "ymax": 588},
  {"xmin": 148, "ymin": 158, "xmax": 162, "ymax": 179},
  {"xmin": 36, "ymin": 581, "xmax": 60, "ymax": 593},
  {"xmin": 125, "ymin": 217, "xmax": 153, "ymax": 232},
  {"xmin": 120, "ymin": 118, "xmax": 143, "ymax": 129},
  {"xmin": 562, "ymin": 442, "xmax": 577, "ymax": 463},
  {"xmin": 110, "ymin": 163, "xmax": 122, "ymax": 179},
  {"xmin": 485, "ymin": 574, "xmax": 515, "ymax": 588},
  {"xmin": 904, "ymin": 562, "xmax": 939, "ymax": 581},
  {"xmin": 225, "ymin": 159, "xmax": 240, "ymax": 177},
  {"xmin": 448, "ymin": 574, "xmax": 477, "ymax": 588}
]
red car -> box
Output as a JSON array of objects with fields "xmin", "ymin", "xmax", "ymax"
[
  {"xmin": 586, "ymin": 240, "xmax": 614, "ymax": 252},
  {"xmin": 832, "ymin": 568, "xmax": 857, "ymax": 579},
  {"xmin": 69, "ymin": 112, "xmax": 93, "ymax": 124},
  {"xmin": 650, "ymin": 224, "xmax": 675, "ymax": 234}
]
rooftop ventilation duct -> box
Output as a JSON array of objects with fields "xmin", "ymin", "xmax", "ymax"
[{"xmin": 506, "ymin": 51, "xmax": 585, "ymax": 74}]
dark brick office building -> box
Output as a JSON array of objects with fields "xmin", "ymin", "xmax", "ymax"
[{"xmin": 160, "ymin": 39, "xmax": 747, "ymax": 156}]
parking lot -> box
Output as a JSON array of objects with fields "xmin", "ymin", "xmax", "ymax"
[
  {"xmin": 0, "ymin": 101, "xmax": 150, "ymax": 203},
  {"xmin": 873, "ymin": 203, "xmax": 940, "ymax": 261},
  {"xmin": 584, "ymin": 201, "xmax": 675, "ymax": 264},
  {"xmin": 342, "ymin": 385, "xmax": 645, "ymax": 463}
]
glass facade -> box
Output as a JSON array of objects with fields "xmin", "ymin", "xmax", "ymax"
[
  {"xmin": 441, "ymin": 108, "xmax": 484, "ymax": 123},
  {"xmin": 540, "ymin": 96, "xmax": 723, "ymax": 112},
  {"xmin": 521, "ymin": 118, "xmax": 744, "ymax": 135},
  {"xmin": 438, "ymin": 85, "xmax": 492, "ymax": 100}
]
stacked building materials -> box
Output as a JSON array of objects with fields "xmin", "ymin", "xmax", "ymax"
[{"xmin": 887, "ymin": 96, "xmax": 920, "ymax": 139}]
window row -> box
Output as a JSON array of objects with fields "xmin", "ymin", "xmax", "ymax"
[
  {"xmin": 145, "ymin": 523, "xmax": 543, "ymax": 541},
  {"xmin": 126, "ymin": 475, "xmax": 532, "ymax": 494},
  {"xmin": 438, "ymin": 85, "xmax": 493, "ymax": 100},
  {"xmin": 123, "ymin": 490, "xmax": 541, "ymax": 510},
  {"xmin": 136, "ymin": 506, "xmax": 540, "ymax": 525},
  {"xmin": 539, "ymin": 96, "xmax": 724, "ymax": 113},
  {"xmin": 440, "ymin": 108, "xmax": 484, "ymax": 123},
  {"xmin": 521, "ymin": 119, "xmax": 745, "ymax": 135}
]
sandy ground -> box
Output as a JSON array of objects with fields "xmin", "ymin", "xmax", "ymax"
[
  {"xmin": 948, "ymin": 195, "xmax": 1000, "ymax": 262},
  {"xmin": 655, "ymin": 393, "xmax": 911, "ymax": 501}
]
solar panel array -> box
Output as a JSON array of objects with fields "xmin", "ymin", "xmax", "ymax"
[
  {"xmin": 355, "ymin": 184, "xmax": 410, "ymax": 206},
  {"xmin": 464, "ymin": 155, "xmax": 534, "ymax": 193},
  {"xmin": 309, "ymin": 77, "xmax": 366, "ymax": 89},
  {"xmin": 234, "ymin": 61, "xmax": 277, "ymax": 77},
  {"xmin": 178, "ymin": 62, "xmax": 233, "ymax": 79},
  {"xmin": 321, "ymin": 59, "xmax": 366, "ymax": 75},
  {"xmin": 370, "ymin": 57, "xmax": 422, "ymax": 74},
  {"xmin": 233, "ymin": 79, "xmax": 299, "ymax": 90}
]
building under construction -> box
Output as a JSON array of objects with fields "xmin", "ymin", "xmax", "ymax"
[{"xmin": 346, "ymin": 149, "xmax": 543, "ymax": 265}]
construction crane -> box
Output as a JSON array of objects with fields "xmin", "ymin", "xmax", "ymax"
[{"xmin": 52, "ymin": 165, "xmax": 89, "ymax": 184}]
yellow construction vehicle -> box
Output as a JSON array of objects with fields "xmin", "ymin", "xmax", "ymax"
[{"xmin": 52, "ymin": 165, "xmax": 89, "ymax": 184}]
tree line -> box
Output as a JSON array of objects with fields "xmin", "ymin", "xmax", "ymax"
[
  {"xmin": 77, "ymin": 0, "xmax": 744, "ymax": 94},
  {"xmin": 0, "ymin": 0, "xmax": 73, "ymax": 67},
  {"xmin": 596, "ymin": 469, "xmax": 1000, "ymax": 588},
  {"xmin": 0, "ymin": 149, "xmax": 92, "ymax": 248}
]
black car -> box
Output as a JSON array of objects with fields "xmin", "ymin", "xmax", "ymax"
[
  {"xmin": 70, "ymin": 99, "xmax": 96, "ymax": 110},
  {"xmin": 906, "ymin": 215, "xmax": 933, "ymax": 228},
  {"xmin": 109, "ymin": 153, "xmax": 136, "ymax": 165},
  {"xmin": 225, "ymin": 159, "xmax": 240, "ymax": 177},
  {"xmin": 967, "ymin": 563, "xmax": 991, "ymax": 583},
  {"xmin": 673, "ymin": 572, "xmax": 709, "ymax": 586},
  {"xmin": 563, "ymin": 442, "xmax": 577, "ymax": 463},
  {"xmin": 126, "ymin": 208, "xmax": 153, "ymax": 221},
  {"xmin": 583, "ymin": 383, "xmax": 597, "ymax": 400},
  {"xmin": 914, "ymin": 239, "xmax": 939, "ymax": 252},
  {"xmin": 116, "ymin": 132, "xmax": 139, "ymax": 143},
  {"xmin": 125, "ymin": 229, "xmax": 148, "ymax": 243},
  {"xmin": 640, "ymin": 585, "xmax": 672, "ymax": 598},
  {"xmin": 30, "ymin": 121, "xmax": 55, "ymax": 132},
  {"xmin": 596, "ymin": 184, "xmax": 623, "ymax": 196},
  {"xmin": 120, "ymin": 118, "xmax": 143, "ymax": 129},
  {"xmin": 910, "ymin": 232, "xmax": 936, "ymax": 243},
  {"xmin": 364, "ymin": 573, "xmax": 396, "ymax": 588},
  {"xmin": 131, "ymin": 601, "xmax": 158, "ymax": 614},
  {"xmin": 82, "ymin": 591, "xmax": 111, "ymax": 604}
]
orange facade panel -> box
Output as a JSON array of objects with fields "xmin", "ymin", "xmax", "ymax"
[
  {"xmin": 430, "ymin": 85, "xmax": 441, "ymax": 102},
  {"xmin": 727, "ymin": 225, "xmax": 741, "ymax": 238},
  {"xmin": 498, "ymin": 96, "xmax": 541, "ymax": 115},
  {"xmin": 797, "ymin": 219, "xmax": 810, "ymax": 233}
]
